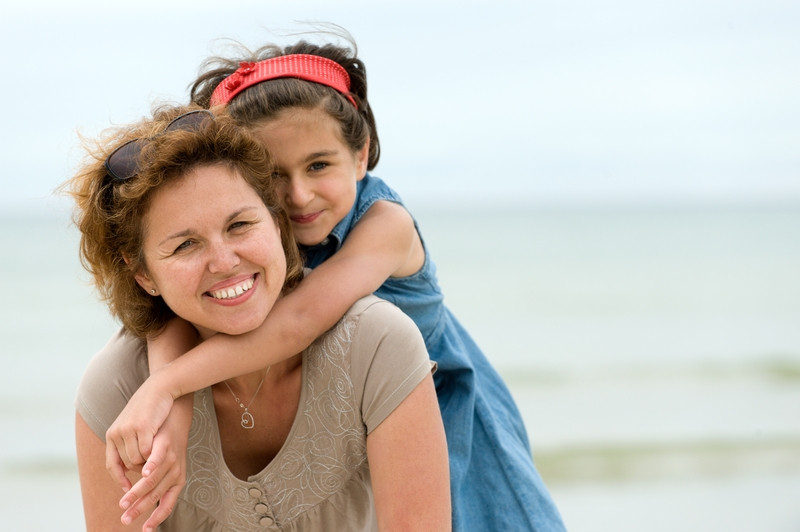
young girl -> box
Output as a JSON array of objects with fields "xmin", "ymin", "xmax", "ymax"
[{"xmin": 105, "ymin": 33, "xmax": 565, "ymax": 531}]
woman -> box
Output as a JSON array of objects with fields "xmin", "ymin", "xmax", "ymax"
[
  {"xmin": 68, "ymin": 106, "xmax": 450, "ymax": 531},
  {"xmin": 105, "ymin": 34, "xmax": 564, "ymax": 531}
]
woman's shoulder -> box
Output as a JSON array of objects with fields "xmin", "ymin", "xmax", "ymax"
[
  {"xmin": 340, "ymin": 295, "xmax": 429, "ymax": 372},
  {"xmin": 75, "ymin": 328, "xmax": 149, "ymax": 438},
  {"xmin": 77, "ymin": 328, "xmax": 148, "ymax": 390},
  {"xmin": 344, "ymin": 294, "xmax": 417, "ymax": 332},
  {"xmin": 339, "ymin": 296, "xmax": 433, "ymax": 434},
  {"xmin": 311, "ymin": 294, "xmax": 428, "ymax": 375}
]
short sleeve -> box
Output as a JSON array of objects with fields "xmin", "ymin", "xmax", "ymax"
[
  {"xmin": 74, "ymin": 328, "xmax": 149, "ymax": 440},
  {"xmin": 346, "ymin": 296, "xmax": 434, "ymax": 434}
]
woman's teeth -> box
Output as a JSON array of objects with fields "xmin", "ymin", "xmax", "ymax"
[{"xmin": 210, "ymin": 277, "xmax": 254, "ymax": 300}]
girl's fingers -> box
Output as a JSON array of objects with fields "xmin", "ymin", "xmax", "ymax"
[
  {"xmin": 104, "ymin": 442, "xmax": 132, "ymax": 492},
  {"xmin": 142, "ymin": 484, "xmax": 183, "ymax": 531},
  {"xmin": 119, "ymin": 449, "xmax": 166, "ymax": 510},
  {"xmin": 122, "ymin": 432, "xmax": 147, "ymax": 468},
  {"xmin": 120, "ymin": 464, "xmax": 184, "ymax": 528}
]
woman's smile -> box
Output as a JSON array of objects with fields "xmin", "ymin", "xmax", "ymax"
[
  {"xmin": 137, "ymin": 164, "xmax": 287, "ymax": 338},
  {"xmin": 205, "ymin": 273, "xmax": 258, "ymax": 304}
]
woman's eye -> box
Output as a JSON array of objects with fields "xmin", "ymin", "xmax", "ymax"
[
  {"xmin": 309, "ymin": 161, "xmax": 328, "ymax": 172},
  {"xmin": 229, "ymin": 220, "xmax": 251, "ymax": 231},
  {"xmin": 174, "ymin": 240, "xmax": 194, "ymax": 253}
]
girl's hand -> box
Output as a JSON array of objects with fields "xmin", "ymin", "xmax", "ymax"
[
  {"xmin": 104, "ymin": 375, "xmax": 176, "ymax": 490},
  {"xmin": 118, "ymin": 394, "xmax": 193, "ymax": 530}
]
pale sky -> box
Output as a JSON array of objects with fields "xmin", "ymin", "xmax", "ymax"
[{"xmin": 2, "ymin": 0, "xmax": 798, "ymax": 213}]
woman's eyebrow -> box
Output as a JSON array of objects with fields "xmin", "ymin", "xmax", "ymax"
[{"xmin": 158, "ymin": 206, "xmax": 261, "ymax": 246}]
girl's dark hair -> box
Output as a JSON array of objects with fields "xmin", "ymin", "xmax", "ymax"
[{"xmin": 190, "ymin": 29, "xmax": 380, "ymax": 171}]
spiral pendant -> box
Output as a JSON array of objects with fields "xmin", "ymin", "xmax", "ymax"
[{"xmin": 241, "ymin": 410, "xmax": 255, "ymax": 429}]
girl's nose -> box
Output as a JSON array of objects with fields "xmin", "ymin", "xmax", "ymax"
[{"xmin": 284, "ymin": 175, "xmax": 314, "ymax": 208}]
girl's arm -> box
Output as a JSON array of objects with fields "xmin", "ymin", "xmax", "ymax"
[
  {"xmin": 367, "ymin": 373, "xmax": 451, "ymax": 530},
  {"xmin": 106, "ymin": 199, "xmax": 424, "ymax": 487}
]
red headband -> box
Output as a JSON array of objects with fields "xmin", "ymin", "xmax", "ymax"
[{"xmin": 209, "ymin": 54, "xmax": 357, "ymax": 108}]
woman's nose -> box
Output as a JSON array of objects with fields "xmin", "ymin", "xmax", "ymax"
[{"xmin": 207, "ymin": 240, "xmax": 240, "ymax": 273}]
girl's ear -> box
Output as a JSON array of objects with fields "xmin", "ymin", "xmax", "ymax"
[{"xmin": 355, "ymin": 137, "xmax": 370, "ymax": 181}]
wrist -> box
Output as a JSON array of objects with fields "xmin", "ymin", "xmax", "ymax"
[{"xmin": 146, "ymin": 364, "xmax": 183, "ymax": 401}]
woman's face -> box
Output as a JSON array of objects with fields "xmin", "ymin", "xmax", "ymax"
[
  {"xmin": 251, "ymin": 107, "xmax": 368, "ymax": 247},
  {"xmin": 135, "ymin": 164, "xmax": 286, "ymax": 340}
]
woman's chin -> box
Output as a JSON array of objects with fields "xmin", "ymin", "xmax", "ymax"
[{"xmin": 192, "ymin": 318, "xmax": 263, "ymax": 340}]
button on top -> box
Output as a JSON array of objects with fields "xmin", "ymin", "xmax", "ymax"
[{"xmin": 248, "ymin": 487, "xmax": 262, "ymax": 498}]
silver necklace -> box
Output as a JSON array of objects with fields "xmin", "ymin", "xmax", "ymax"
[{"xmin": 223, "ymin": 366, "xmax": 270, "ymax": 429}]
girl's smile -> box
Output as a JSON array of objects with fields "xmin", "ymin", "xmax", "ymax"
[{"xmin": 289, "ymin": 211, "xmax": 323, "ymax": 225}]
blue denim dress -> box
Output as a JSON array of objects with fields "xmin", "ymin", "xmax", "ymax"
[{"xmin": 301, "ymin": 175, "xmax": 566, "ymax": 531}]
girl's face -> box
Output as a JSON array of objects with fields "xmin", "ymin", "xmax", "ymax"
[
  {"xmin": 251, "ymin": 107, "xmax": 369, "ymax": 247},
  {"xmin": 135, "ymin": 164, "xmax": 286, "ymax": 340}
]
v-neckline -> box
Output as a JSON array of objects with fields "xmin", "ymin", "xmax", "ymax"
[{"xmin": 205, "ymin": 354, "xmax": 308, "ymax": 483}]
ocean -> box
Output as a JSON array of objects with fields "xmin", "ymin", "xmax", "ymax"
[{"xmin": 1, "ymin": 202, "xmax": 799, "ymax": 531}]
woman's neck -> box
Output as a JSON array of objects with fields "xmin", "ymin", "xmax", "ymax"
[{"xmin": 221, "ymin": 352, "xmax": 302, "ymax": 394}]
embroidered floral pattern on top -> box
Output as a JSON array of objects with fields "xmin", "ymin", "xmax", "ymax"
[{"xmin": 177, "ymin": 314, "xmax": 366, "ymax": 530}]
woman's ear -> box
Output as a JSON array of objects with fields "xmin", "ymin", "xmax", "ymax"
[
  {"xmin": 125, "ymin": 253, "xmax": 159, "ymax": 296},
  {"xmin": 133, "ymin": 267, "xmax": 158, "ymax": 296}
]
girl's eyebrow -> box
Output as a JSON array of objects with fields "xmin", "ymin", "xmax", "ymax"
[
  {"xmin": 157, "ymin": 206, "xmax": 260, "ymax": 247},
  {"xmin": 304, "ymin": 149, "xmax": 338, "ymax": 163}
]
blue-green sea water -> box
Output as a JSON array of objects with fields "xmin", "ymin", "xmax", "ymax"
[{"xmin": 2, "ymin": 202, "xmax": 799, "ymax": 531}]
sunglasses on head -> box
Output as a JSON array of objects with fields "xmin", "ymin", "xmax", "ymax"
[{"xmin": 103, "ymin": 109, "xmax": 215, "ymax": 183}]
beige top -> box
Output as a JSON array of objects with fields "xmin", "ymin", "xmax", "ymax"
[{"xmin": 76, "ymin": 296, "xmax": 434, "ymax": 531}]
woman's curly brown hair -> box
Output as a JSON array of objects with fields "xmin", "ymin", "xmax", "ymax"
[{"xmin": 65, "ymin": 105, "xmax": 304, "ymax": 338}]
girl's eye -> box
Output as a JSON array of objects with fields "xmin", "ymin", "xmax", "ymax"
[{"xmin": 309, "ymin": 161, "xmax": 328, "ymax": 172}]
